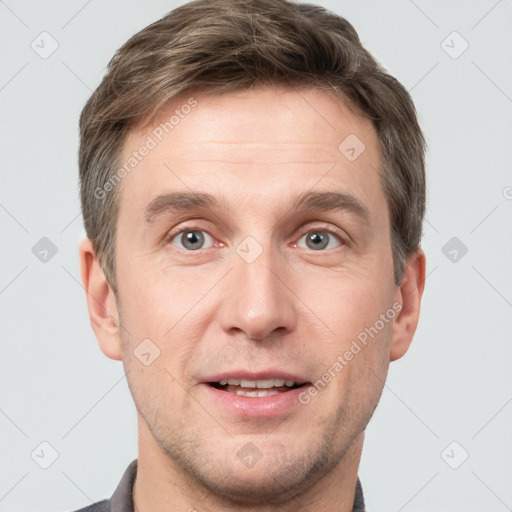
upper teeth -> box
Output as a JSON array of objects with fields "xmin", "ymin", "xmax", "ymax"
[{"xmin": 219, "ymin": 378, "xmax": 296, "ymax": 388}]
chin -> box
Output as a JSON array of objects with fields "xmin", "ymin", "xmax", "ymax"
[{"xmin": 195, "ymin": 465, "xmax": 311, "ymax": 506}]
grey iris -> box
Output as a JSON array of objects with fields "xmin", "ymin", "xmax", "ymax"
[
  {"xmin": 181, "ymin": 230, "xmax": 204, "ymax": 250},
  {"xmin": 306, "ymin": 231, "xmax": 329, "ymax": 250}
]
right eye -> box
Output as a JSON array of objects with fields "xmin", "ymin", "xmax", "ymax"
[{"xmin": 168, "ymin": 228, "xmax": 216, "ymax": 251}]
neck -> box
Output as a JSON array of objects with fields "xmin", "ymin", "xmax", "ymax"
[{"xmin": 133, "ymin": 416, "xmax": 364, "ymax": 512}]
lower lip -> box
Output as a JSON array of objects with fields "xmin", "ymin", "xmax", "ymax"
[{"xmin": 201, "ymin": 384, "xmax": 308, "ymax": 418}]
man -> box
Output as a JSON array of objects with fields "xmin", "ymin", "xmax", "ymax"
[{"xmin": 77, "ymin": 0, "xmax": 426, "ymax": 510}]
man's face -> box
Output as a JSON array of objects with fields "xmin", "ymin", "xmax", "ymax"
[{"xmin": 110, "ymin": 87, "xmax": 403, "ymax": 500}]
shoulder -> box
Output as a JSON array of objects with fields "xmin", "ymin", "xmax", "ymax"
[
  {"xmin": 69, "ymin": 499, "xmax": 110, "ymax": 512},
  {"xmin": 67, "ymin": 459, "xmax": 137, "ymax": 512}
]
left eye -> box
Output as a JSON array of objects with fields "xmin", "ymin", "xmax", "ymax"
[
  {"xmin": 295, "ymin": 230, "xmax": 342, "ymax": 251},
  {"xmin": 170, "ymin": 230, "xmax": 215, "ymax": 251}
]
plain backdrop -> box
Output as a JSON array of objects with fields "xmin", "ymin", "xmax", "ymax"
[{"xmin": 1, "ymin": 1, "xmax": 511, "ymax": 511}]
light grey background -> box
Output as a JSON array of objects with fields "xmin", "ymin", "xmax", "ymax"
[{"xmin": 1, "ymin": 1, "xmax": 511, "ymax": 511}]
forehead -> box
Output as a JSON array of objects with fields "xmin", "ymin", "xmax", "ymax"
[
  {"xmin": 135, "ymin": 86, "xmax": 377, "ymax": 156},
  {"xmin": 117, "ymin": 86, "xmax": 384, "ymax": 217}
]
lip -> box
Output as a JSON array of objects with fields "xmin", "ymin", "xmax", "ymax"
[
  {"xmin": 200, "ymin": 370, "xmax": 308, "ymax": 385},
  {"xmin": 201, "ymin": 382, "xmax": 309, "ymax": 418}
]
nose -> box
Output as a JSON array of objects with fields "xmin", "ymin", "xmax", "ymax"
[{"xmin": 217, "ymin": 239, "xmax": 297, "ymax": 342}]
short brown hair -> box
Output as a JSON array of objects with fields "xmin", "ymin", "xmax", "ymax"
[{"xmin": 79, "ymin": 0, "xmax": 426, "ymax": 294}]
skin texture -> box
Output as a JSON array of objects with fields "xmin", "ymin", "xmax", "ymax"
[{"xmin": 80, "ymin": 86, "xmax": 426, "ymax": 512}]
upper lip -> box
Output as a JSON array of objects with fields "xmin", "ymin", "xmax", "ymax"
[{"xmin": 201, "ymin": 370, "xmax": 309, "ymax": 385}]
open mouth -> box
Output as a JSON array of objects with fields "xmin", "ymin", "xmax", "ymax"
[{"xmin": 208, "ymin": 378, "xmax": 307, "ymax": 397}]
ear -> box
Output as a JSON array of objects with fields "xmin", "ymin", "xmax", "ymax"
[
  {"xmin": 79, "ymin": 238, "xmax": 122, "ymax": 360},
  {"xmin": 389, "ymin": 248, "xmax": 426, "ymax": 362}
]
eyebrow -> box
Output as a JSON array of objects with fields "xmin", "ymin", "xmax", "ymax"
[
  {"xmin": 144, "ymin": 191, "xmax": 228, "ymax": 223},
  {"xmin": 292, "ymin": 190, "xmax": 370, "ymax": 223},
  {"xmin": 144, "ymin": 190, "xmax": 370, "ymax": 225}
]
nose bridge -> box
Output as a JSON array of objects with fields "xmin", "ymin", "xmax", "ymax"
[{"xmin": 219, "ymin": 234, "xmax": 296, "ymax": 341}]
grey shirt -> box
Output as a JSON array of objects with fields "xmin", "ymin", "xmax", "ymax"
[{"xmin": 72, "ymin": 459, "xmax": 366, "ymax": 512}]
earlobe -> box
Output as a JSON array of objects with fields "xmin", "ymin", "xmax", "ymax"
[
  {"xmin": 79, "ymin": 238, "xmax": 123, "ymax": 361},
  {"xmin": 389, "ymin": 248, "xmax": 426, "ymax": 362}
]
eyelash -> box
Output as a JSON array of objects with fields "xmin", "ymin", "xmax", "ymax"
[{"xmin": 164, "ymin": 223, "xmax": 348, "ymax": 253}]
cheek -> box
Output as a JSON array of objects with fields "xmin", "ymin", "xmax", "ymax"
[
  {"xmin": 304, "ymin": 271, "xmax": 396, "ymax": 396},
  {"xmin": 118, "ymin": 260, "xmax": 195, "ymax": 330},
  {"xmin": 118, "ymin": 268, "xmax": 212, "ymax": 378},
  {"xmin": 304, "ymin": 270, "xmax": 395, "ymax": 340},
  {"xmin": 326, "ymin": 319, "xmax": 394, "ymax": 421}
]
